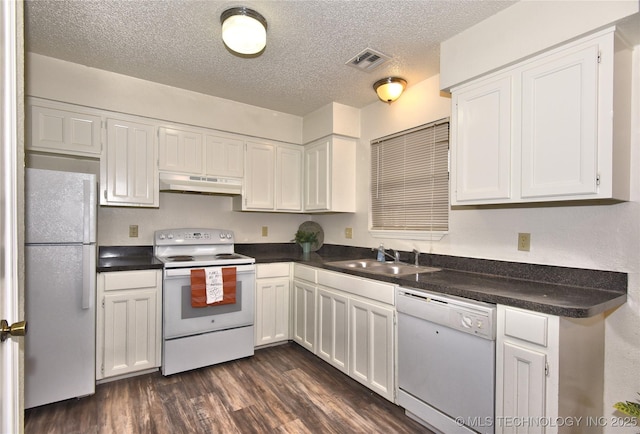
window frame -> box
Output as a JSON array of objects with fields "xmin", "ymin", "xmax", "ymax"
[{"xmin": 368, "ymin": 118, "xmax": 450, "ymax": 241}]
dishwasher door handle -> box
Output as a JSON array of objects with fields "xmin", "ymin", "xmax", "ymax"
[
  {"xmin": 397, "ymin": 293, "xmax": 451, "ymax": 326},
  {"xmin": 398, "ymin": 290, "xmax": 448, "ymax": 303}
]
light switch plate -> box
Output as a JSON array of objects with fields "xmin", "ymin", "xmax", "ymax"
[
  {"xmin": 261, "ymin": 226, "xmax": 268, "ymax": 237},
  {"xmin": 345, "ymin": 227, "xmax": 353, "ymax": 239},
  {"xmin": 129, "ymin": 225, "xmax": 139, "ymax": 238}
]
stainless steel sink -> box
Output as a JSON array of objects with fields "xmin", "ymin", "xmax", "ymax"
[{"xmin": 326, "ymin": 259, "xmax": 440, "ymax": 276}]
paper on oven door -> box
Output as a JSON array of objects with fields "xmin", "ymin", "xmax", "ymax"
[{"xmin": 204, "ymin": 267, "xmax": 224, "ymax": 304}]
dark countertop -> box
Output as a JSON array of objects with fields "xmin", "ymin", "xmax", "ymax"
[
  {"xmin": 97, "ymin": 246, "xmax": 163, "ymax": 272},
  {"xmin": 236, "ymin": 243, "xmax": 627, "ymax": 318},
  {"xmin": 96, "ymin": 243, "xmax": 627, "ymax": 318}
]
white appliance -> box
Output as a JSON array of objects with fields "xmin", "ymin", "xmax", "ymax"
[
  {"xmin": 159, "ymin": 172, "xmax": 242, "ymax": 195},
  {"xmin": 24, "ymin": 168, "xmax": 97, "ymax": 409},
  {"xmin": 154, "ymin": 228, "xmax": 256, "ymax": 376},
  {"xmin": 396, "ymin": 287, "xmax": 496, "ymax": 434}
]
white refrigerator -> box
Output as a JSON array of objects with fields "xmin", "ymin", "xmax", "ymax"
[{"xmin": 24, "ymin": 168, "xmax": 97, "ymax": 409}]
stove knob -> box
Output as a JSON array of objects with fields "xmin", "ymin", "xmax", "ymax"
[
  {"xmin": 167, "ymin": 234, "xmax": 174, "ymax": 240},
  {"xmin": 159, "ymin": 234, "xmax": 166, "ymax": 240},
  {"xmin": 219, "ymin": 233, "xmax": 225, "ymax": 239},
  {"xmin": 226, "ymin": 233, "xmax": 232, "ymax": 239}
]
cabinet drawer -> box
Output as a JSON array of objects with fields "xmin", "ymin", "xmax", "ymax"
[
  {"xmin": 294, "ymin": 264, "xmax": 317, "ymax": 283},
  {"xmin": 503, "ymin": 307, "xmax": 548, "ymax": 347},
  {"xmin": 102, "ymin": 270, "xmax": 158, "ymax": 291},
  {"xmin": 256, "ymin": 263, "xmax": 290, "ymax": 278},
  {"xmin": 317, "ymin": 269, "xmax": 394, "ymax": 305}
]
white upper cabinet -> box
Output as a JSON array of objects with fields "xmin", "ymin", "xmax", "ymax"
[
  {"xmin": 520, "ymin": 44, "xmax": 599, "ymax": 199},
  {"xmin": 304, "ymin": 135, "xmax": 356, "ymax": 213},
  {"xmin": 453, "ymin": 76, "xmax": 512, "ymax": 202},
  {"xmin": 276, "ymin": 144, "xmax": 303, "ymax": 211},
  {"xmin": 235, "ymin": 140, "xmax": 302, "ymax": 212},
  {"xmin": 101, "ymin": 117, "xmax": 158, "ymax": 207},
  {"xmin": 204, "ymin": 134, "xmax": 244, "ymax": 178},
  {"xmin": 241, "ymin": 140, "xmax": 276, "ymax": 210},
  {"xmin": 27, "ymin": 98, "xmax": 102, "ymax": 157},
  {"xmin": 159, "ymin": 125, "xmax": 244, "ymax": 179},
  {"xmin": 451, "ymin": 28, "xmax": 631, "ymax": 205},
  {"xmin": 158, "ymin": 127, "xmax": 203, "ymax": 174}
]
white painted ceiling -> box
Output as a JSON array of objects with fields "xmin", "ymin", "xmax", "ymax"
[{"xmin": 24, "ymin": 0, "xmax": 518, "ymax": 116}]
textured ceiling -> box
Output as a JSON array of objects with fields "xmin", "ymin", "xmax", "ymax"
[{"xmin": 24, "ymin": 0, "xmax": 518, "ymax": 116}]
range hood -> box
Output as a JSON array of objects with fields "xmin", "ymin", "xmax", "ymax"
[{"xmin": 159, "ymin": 172, "xmax": 242, "ymax": 195}]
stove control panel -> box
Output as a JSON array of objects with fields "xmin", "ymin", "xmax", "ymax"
[{"xmin": 155, "ymin": 228, "xmax": 235, "ymax": 245}]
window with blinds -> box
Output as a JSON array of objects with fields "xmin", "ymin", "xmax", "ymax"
[{"xmin": 371, "ymin": 118, "xmax": 449, "ymax": 234}]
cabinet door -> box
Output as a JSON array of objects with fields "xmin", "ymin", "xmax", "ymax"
[
  {"xmin": 102, "ymin": 289, "xmax": 158, "ymax": 378},
  {"xmin": 349, "ymin": 297, "xmax": 394, "ymax": 401},
  {"xmin": 28, "ymin": 104, "xmax": 102, "ymax": 157},
  {"xmin": 244, "ymin": 141, "xmax": 275, "ymax": 210},
  {"xmin": 520, "ymin": 45, "xmax": 599, "ymax": 199},
  {"xmin": 102, "ymin": 118, "xmax": 158, "ymax": 207},
  {"xmin": 317, "ymin": 287, "xmax": 349, "ymax": 374},
  {"xmin": 500, "ymin": 342, "xmax": 546, "ymax": 434},
  {"xmin": 292, "ymin": 280, "xmax": 316, "ymax": 352},
  {"xmin": 158, "ymin": 127, "xmax": 203, "ymax": 174},
  {"xmin": 276, "ymin": 145, "xmax": 303, "ymax": 211},
  {"xmin": 452, "ymin": 75, "xmax": 512, "ymax": 203},
  {"xmin": 255, "ymin": 277, "xmax": 290, "ymax": 346},
  {"xmin": 304, "ymin": 140, "xmax": 330, "ymax": 211},
  {"xmin": 204, "ymin": 134, "xmax": 244, "ymax": 178}
]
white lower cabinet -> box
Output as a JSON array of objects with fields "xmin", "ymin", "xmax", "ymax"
[
  {"xmin": 292, "ymin": 264, "xmax": 396, "ymax": 402},
  {"xmin": 96, "ymin": 269, "xmax": 162, "ymax": 381},
  {"xmin": 496, "ymin": 305, "xmax": 605, "ymax": 434},
  {"xmin": 316, "ymin": 287, "xmax": 349, "ymax": 374},
  {"xmin": 292, "ymin": 278, "xmax": 317, "ymax": 352},
  {"xmin": 348, "ymin": 296, "xmax": 395, "ymax": 401},
  {"xmin": 255, "ymin": 263, "xmax": 291, "ymax": 347}
]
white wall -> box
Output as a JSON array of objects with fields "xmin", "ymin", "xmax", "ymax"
[
  {"xmin": 27, "ymin": 54, "xmax": 303, "ymax": 145},
  {"xmin": 97, "ymin": 192, "xmax": 308, "ymax": 246}
]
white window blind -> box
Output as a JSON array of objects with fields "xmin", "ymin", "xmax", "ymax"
[{"xmin": 371, "ymin": 119, "xmax": 449, "ymax": 232}]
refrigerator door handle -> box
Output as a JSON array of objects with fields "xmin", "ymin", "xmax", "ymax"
[
  {"xmin": 82, "ymin": 179, "xmax": 96, "ymax": 244},
  {"xmin": 82, "ymin": 245, "xmax": 95, "ymax": 310}
]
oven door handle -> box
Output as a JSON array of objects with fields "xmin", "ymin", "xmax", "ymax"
[{"xmin": 164, "ymin": 264, "xmax": 256, "ymax": 277}]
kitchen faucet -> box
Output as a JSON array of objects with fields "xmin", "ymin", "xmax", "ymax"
[{"xmin": 372, "ymin": 246, "xmax": 401, "ymax": 262}]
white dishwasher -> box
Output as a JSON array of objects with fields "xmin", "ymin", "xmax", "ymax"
[{"xmin": 396, "ymin": 287, "xmax": 496, "ymax": 434}]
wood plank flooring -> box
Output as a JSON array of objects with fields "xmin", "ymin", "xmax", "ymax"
[{"xmin": 25, "ymin": 342, "xmax": 433, "ymax": 433}]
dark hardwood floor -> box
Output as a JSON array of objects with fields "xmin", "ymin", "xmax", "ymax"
[{"xmin": 25, "ymin": 342, "xmax": 433, "ymax": 433}]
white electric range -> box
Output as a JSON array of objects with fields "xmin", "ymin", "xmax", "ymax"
[{"xmin": 154, "ymin": 228, "xmax": 256, "ymax": 376}]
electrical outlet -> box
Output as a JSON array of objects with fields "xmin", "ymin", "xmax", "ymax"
[
  {"xmin": 518, "ymin": 232, "xmax": 531, "ymax": 251},
  {"xmin": 345, "ymin": 227, "xmax": 353, "ymax": 239},
  {"xmin": 261, "ymin": 226, "xmax": 268, "ymax": 237},
  {"xmin": 129, "ymin": 225, "xmax": 139, "ymax": 238}
]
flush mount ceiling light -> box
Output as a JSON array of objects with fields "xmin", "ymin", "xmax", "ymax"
[
  {"xmin": 373, "ymin": 77, "xmax": 407, "ymax": 104},
  {"xmin": 220, "ymin": 7, "xmax": 267, "ymax": 56}
]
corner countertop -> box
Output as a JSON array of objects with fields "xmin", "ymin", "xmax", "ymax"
[
  {"xmin": 236, "ymin": 243, "xmax": 627, "ymax": 319},
  {"xmin": 97, "ymin": 246, "xmax": 164, "ymax": 272}
]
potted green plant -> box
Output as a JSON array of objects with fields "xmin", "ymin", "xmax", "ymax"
[
  {"xmin": 614, "ymin": 393, "xmax": 640, "ymax": 417},
  {"xmin": 293, "ymin": 229, "xmax": 318, "ymax": 255}
]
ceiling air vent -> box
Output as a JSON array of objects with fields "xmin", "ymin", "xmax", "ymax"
[{"xmin": 346, "ymin": 48, "xmax": 390, "ymax": 72}]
